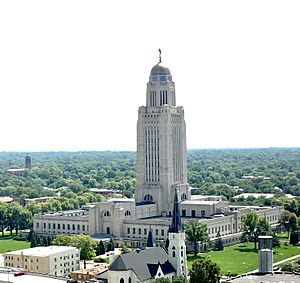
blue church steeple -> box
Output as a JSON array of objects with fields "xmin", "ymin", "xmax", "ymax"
[
  {"xmin": 169, "ymin": 189, "xmax": 182, "ymax": 233},
  {"xmin": 146, "ymin": 228, "xmax": 154, "ymax": 248}
]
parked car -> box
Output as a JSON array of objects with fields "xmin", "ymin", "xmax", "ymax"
[{"xmin": 14, "ymin": 271, "xmax": 25, "ymax": 277}]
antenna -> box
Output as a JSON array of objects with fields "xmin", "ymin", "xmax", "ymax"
[{"xmin": 158, "ymin": 49, "xmax": 162, "ymax": 63}]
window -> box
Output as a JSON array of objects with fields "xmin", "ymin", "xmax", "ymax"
[
  {"xmin": 138, "ymin": 228, "xmax": 141, "ymax": 235},
  {"xmin": 161, "ymin": 230, "xmax": 164, "ymax": 236},
  {"xmin": 58, "ymin": 224, "xmax": 60, "ymax": 229},
  {"xmin": 191, "ymin": 210, "xmax": 196, "ymax": 217},
  {"xmin": 107, "ymin": 227, "xmax": 110, "ymax": 234},
  {"xmin": 53, "ymin": 223, "xmax": 56, "ymax": 229},
  {"xmin": 37, "ymin": 222, "xmax": 39, "ymax": 228},
  {"xmin": 144, "ymin": 228, "xmax": 147, "ymax": 235},
  {"xmin": 127, "ymin": 227, "xmax": 130, "ymax": 234},
  {"xmin": 181, "ymin": 193, "xmax": 187, "ymax": 200},
  {"xmin": 63, "ymin": 224, "xmax": 65, "ymax": 229},
  {"xmin": 182, "ymin": 210, "xmax": 186, "ymax": 217},
  {"xmin": 120, "ymin": 279, "xmax": 124, "ymax": 283},
  {"xmin": 133, "ymin": 228, "xmax": 136, "ymax": 234},
  {"xmin": 72, "ymin": 224, "xmax": 75, "ymax": 230},
  {"xmin": 43, "ymin": 223, "xmax": 46, "ymax": 229},
  {"xmin": 172, "ymin": 251, "xmax": 175, "ymax": 257},
  {"xmin": 48, "ymin": 223, "xmax": 51, "ymax": 229},
  {"xmin": 77, "ymin": 224, "xmax": 80, "ymax": 230},
  {"xmin": 104, "ymin": 211, "xmax": 111, "ymax": 217},
  {"xmin": 82, "ymin": 225, "xmax": 85, "ymax": 231},
  {"xmin": 125, "ymin": 210, "xmax": 131, "ymax": 216},
  {"xmin": 144, "ymin": 194, "xmax": 153, "ymax": 202},
  {"xmin": 155, "ymin": 229, "xmax": 158, "ymax": 236},
  {"xmin": 67, "ymin": 224, "xmax": 70, "ymax": 230},
  {"xmin": 201, "ymin": 210, "xmax": 205, "ymax": 217}
]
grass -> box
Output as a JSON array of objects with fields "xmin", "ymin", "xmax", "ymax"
[
  {"xmin": 188, "ymin": 241, "xmax": 300, "ymax": 276},
  {"xmin": 0, "ymin": 232, "xmax": 30, "ymax": 253}
]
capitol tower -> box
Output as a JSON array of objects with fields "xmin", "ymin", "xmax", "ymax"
[{"xmin": 135, "ymin": 52, "xmax": 191, "ymax": 215}]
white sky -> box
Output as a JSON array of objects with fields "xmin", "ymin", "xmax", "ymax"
[{"xmin": 0, "ymin": 0, "xmax": 299, "ymax": 151}]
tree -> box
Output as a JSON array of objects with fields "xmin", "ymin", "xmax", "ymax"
[
  {"xmin": 6, "ymin": 203, "xmax": 32, "ymax": 235},
  {"xmin": 213, "ymin": 231, "xmax": 224, "ymax": 251},
  {"xmin": 280, "ymin": 211, "xmax": 298, "ymax": 238},
  {"xmin": 241, "ymin": 211, "xmax": 271, "ymax": 249},
  {"xmin": 71, "ymin": 234, "xmax": 96, "ymax": 268},
  {"xmin": 290, "ymin": 231, "xmax": 299, "ymax": 245},
  {"xmin": 30, "ymin": 232, "xmax": 38, "ymax": 248},
  {"xmin": 272, "ymin": 233, "xmax": 281, "ymax": 248},
  {"xmin": 53, "ymin": 234, "xmax": 72, "ymax": 246},
  {"xmin": 189, "ymin": 257, "xmax": 221, "ymax": 283},
  {"xmin": 120, "ymin": 243, "xmax": 131, "ymax": 254},
  {"xmin": 172, "ymin": 275, "xmax": 189, "ymax": 283},
  {"xmin": 54, "ymin": 234, "xmax": 96, "ymax": 269},
  {"xmin": 0, "ymin": 203, "xmax": 7, "ymax": 237},
  {"xmin": 106, "ymin": 238, "xmax": 115, "ymax": 252},
  {"xmin": 96, "ymin": 240, "xmax": 106, "ymax": 256},
  {"xmin": 185, "ymin": 219, "xmax": 209, "ymax": 255}
]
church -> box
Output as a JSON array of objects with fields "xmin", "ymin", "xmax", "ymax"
[
  {"xmin": 33, "ymin": 54, "xmax": 283, "ymax": 249},
  {"xmin": 107, "ymin": 189, "xmax": 187, "ymax": 282}
]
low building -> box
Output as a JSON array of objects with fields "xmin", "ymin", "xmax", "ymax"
[
  {"xmin": 33, "ymin": 199, "xmax": 284, "ymax": 249},
  {"xmin": 24, "ymin": 196, "xmax": 56, "ymax": 205},
  {"xmin": 6, "ymin": 168, "xmax": 27, "ymax": 176},
  {"xmin": 3, "ymin": 246, "xmax": 80, "ymax": 277},
  {"xmin": 71, "ymin": 265, "xmax": 107, "ymax": 282},
  {"xmin": 0, "ymin": 196, "xmax": 14, "ymax": 203},
  {"xmin": 34, "ymin": 209, "xmax": 90, "ymax": 236},
  {"xmin": 90, "ymin": 188, "xmax": 122, "ymax": 196},
  {"xmin": 233, "ymin": 193, "xmax": 295, "ymax": 199}
]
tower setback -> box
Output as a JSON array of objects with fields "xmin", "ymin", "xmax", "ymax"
[{"xmin": 135, "ymin": 57, "xmax": 190, "ymax": 215}]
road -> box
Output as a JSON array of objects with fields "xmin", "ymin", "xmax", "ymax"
[{"xmin": 0, "ymin": 272, "xmax": 65, "ymax": 283}]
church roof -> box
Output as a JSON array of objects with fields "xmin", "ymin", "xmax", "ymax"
[
  {"xmin": 147, "ymin": 261, "xmax": 176, "ymax": 278},
  {"xmin": 150, "ymin": 63, "xmax": 171, "ymax": 75},
  {"xmin": 109, "ymin": 247, "xmax": 175, "ymax": 280}
]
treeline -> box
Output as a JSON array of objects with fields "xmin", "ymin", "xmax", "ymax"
[{"xmin": 1, "ymin": 149, "xmax": 300, "ymax": 202}]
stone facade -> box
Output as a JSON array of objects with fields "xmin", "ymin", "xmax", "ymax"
[{"xmin": 135, "ymin": 62, "xmax": 190, "ymax": 215}]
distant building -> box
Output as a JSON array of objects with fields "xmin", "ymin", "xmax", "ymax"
[
  {"xmin": 3, "ymin": 246, "xmax": 80, "ymax": 276},
  {"xmin": 24, "ymin": 196, "xmax": 55, "ymax": 206},
  {"xmin": 25, "ymin": 155, "xmax": 32, "ymax": 169},
  {"xmin": 233, "ymin": 193, "xmax": 295, "ymax": 200},
  {"xmin": 0, "ymin": 196, "xmax": 14, "ymax": 203},
  {"xmin": 6, "ymin": 168, "xmax": 27, "ymax": 176},
  {"xmin": 90, "ymin": 188, "xmax": 122, "ymax": 196}
]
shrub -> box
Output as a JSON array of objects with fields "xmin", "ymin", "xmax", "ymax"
[
  {"xmin": 94, "ymin": 256, "xmax": 108, "ymax": 263},
  {"xmin": 13, "ymin": 235, "xmax": 27, "ymax": 241},
  {"xmin": 281, "ymin": 262, "xmax": 294, "ymax": 272}
]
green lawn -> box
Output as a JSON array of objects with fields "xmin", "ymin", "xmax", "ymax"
[
  {"xmin": 0, "ymin": 234, "xmax": 30, "ymax": 253},
  {"xmin": 188, "ymin": 242, "xmax": 300, "ymax": 276}
]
